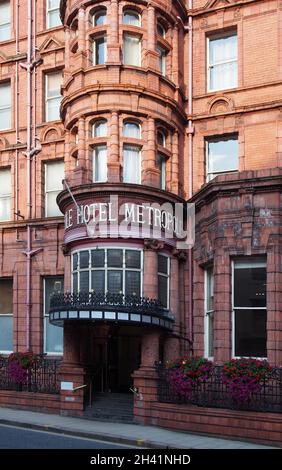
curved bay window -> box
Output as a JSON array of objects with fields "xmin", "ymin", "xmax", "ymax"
[
  {"xmin": 93, "ymin": 119, "xmax": 107, "ymax": 138},
  {"xmin": 72, "ymin": 248, "xmax": 143, "ymax": 298}
]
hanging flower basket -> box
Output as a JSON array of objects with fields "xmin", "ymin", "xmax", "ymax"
[
  {"xmin": 166, "ymin": 357, "xmax": 213, "ymax": 400},
  {"xmin": 222, "ymin": 358, "xmax": 273, "ymax": 403},
  {"xmin": 8, "ymin": 352, "xmax": 39, "ymax": 384}
]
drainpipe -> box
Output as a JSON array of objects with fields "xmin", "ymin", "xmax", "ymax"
[
  {"xmin": 15, "ymin": 0, "xmax": 19, "ymax": 219},
  {"xmin": 187, "ymin": 0, "xmax": 194, "ymax": 352},
  {"xmin": 20, "ymin": 1, "xmax": 42, "ymax": 351}
]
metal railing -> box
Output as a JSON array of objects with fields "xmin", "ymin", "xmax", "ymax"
[
  {"xmin": 0, "ymin": 356, "xmax": 61, "ymax": 394},
  {"xmin": 50, "ymin": 292, "xmax": 169, "ymax": 317},
  {"xmin": 156, "ymin": 363, "xmax": 282, "ymax": 413}
]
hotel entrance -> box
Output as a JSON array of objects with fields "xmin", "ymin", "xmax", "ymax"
[{"xmin": 90, "ymin": 329, "xmax": 141, "ymax": 394}]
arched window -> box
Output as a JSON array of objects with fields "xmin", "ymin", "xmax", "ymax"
[
  {"xmin": 157, "ymin": 129, "xmax": 166, "ymax": 147},
  {"xmin": 157, "ymin": 45, "xmax": 167, "ymax": 76},
  {"xmin": 123, "ymin": 121, "xmax": 141, "ymax": 139},
  {"xmin": 157, "ymin": 22, "xmax": 166, "ymax": 39},
  {"xmin": 93, "ymin": 9, "xmax": 107, "ymax": 26},
  {"xmin": 123, "ymin": 9, "xmax": 141, "ymax": 27},
  {"xmin": 93, "ymin": 119, "xmax": 107, "ymax": 138}
]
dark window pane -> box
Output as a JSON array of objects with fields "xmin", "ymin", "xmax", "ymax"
[
  {"xmin": 91, "ymin": 270, "xmax": 105, "ymax": 294},
  {"xmin": 158, "ymin": 275, "xmax": 168, "ymax": 308},
  {"xmin": 235, "ymin": 309, "xmax": 267, "ymax": 357},
  {"xmin": 125, "ymin": 250, "xmax": 141, "ymax": 269},
  {"xmin": 125, "ymin": 271, "xmax": 140, "ymax": 296},
  {"xmin": 0, "ymin": 279, "xmax": 13, "ymax": 315},
  {"xmin": 107, "ymin": 249, "xmax": 123, "ymax": 267},
  {"xmin": 73, "ymin": 273, "xmax": 78, "ymax": 293},
  {"xmin": 45, "ymin": 277, "xmax": 64, "ymax": 313},
  {"xmin": 79, "ymin": 251, "xmax": 89, "ymax": 269},
  {"xmin": 79, "ymin": 271, "xmax": 89, "ymax": 292},
  {"xmin": 158, "ymin": 255, "xmax": 168, "ymax": 275},
  {"xmin": 91, "ymin": 249, "xmax": 105, "ymax": 268},
  {"xmin": 107, "ymin": 271, "xmax": 123, "ymax": 294},
  {"xmin": 73, "ymin": 253, "xmax": 78, "ymax": 271},
  {"xmin": 234, "ymin": 266, "xmax": 266, "ymax": 308}
]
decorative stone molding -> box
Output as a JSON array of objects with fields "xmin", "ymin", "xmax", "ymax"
[{"xmin": 144, "ymin": 239, "xmax": 165, "ymax": 251}]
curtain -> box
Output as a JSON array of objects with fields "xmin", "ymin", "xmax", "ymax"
[
  {"xmin": 123, "ymin": 34, "xmax": 141, "ymax": 66},
  {"xmin": 0, "ymin": 83, "xmax": 11, "ymax": 129},
  {"xmin": 123, "ymin": 146, "xmax": 141, "ymax": 183},
  {"xmin": 94, "ymin": 146, "xmax": 107, "ymax": 182},
  {"xmin": 0, "ymin": 1, "xmax": 10, "ymax": 41},
  {"xmin": 209, "ymin": 34, "xmax": 237, "ymax": 89}
]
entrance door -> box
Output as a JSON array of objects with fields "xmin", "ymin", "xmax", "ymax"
[{"xmin": 108, "ymin": 335, "xmax": 141, "ymax": 393}]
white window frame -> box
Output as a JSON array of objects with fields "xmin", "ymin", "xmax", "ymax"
[
  {"xmin": 206, "ymin": 135, "xmax": 239, "ymax": 182},
  {"xmin": 207, "ymin": 31, "xmax": 238, "ymax": 92},
  {"xmin": 157, "ymin": 23, "xmax": 166, "ymax": 39},
  {"xmin": 44, "ymin": 161, "xmax": 64, "ymax": 217},
  {"xmin": 92, "ymin": 119, "xmax": 108, "ymax": 138},
  {"xmin": 71, "ymin": 247, "xmax": 144, "ymax": 298},
  {"xmin": 0, "ymin": 278, "xmax": 13, "ymax": 354},
  {"xmin": 156, "ymin": 154, "xmax": 166, "ymax": 190},
  {"xmin": 231, "ymin": 259, "xmax": 267, "ymax": 360},
  {"xmin": 93, "ymin": 35, "xmax": 107, "ymax": 66},
  {"xmin": 43, "ymin": 277, "xmax": 64, "ymax": 356},
  {"xmin": 157, "ymin": 130, "xmax": 166, "ymax": 148},
  {"xmin": 157, "ymin": 45, "xmax": 167, "ymax": 76},
  {"xmin": 0, "ymin": 1, "xmax": 11, "ymax": 41},
  {"xmin": 158, "ymin": 253, "xmax": 170, "ymax": 310},
  {"xmin": 204, "ymin": 267, "xmax": 214, "ymax": 360},
  {"xmin": 123, "ymin": 121, "xmax": 141, "ymax": 139},
  {"xmin": 45, "ymin": 72, "xmax": 62, "ymax": 122},
  {"xmin": 46, "ymin": 0, "xmax": 61, "ymax": 29},
  {"xmin": 93, "ymin": 145, "xmax": 108, "ymax": 183},
  {"xmin": 0, "ymin": 168, "xmax": 11, "ymax": 222},
  {"xmin": 123, "ymin": 9, "xmax": 141, "ymax": 27},
  {"xmin": 93, "ymin": 9, "xmax": 107, "ymax": 27},
  {"xmin": 0, "ymin": 82, "xmax": 11, "ymax": 130}
]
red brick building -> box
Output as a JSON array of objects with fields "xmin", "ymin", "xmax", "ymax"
[{"xmin": 0, "ymin": 0, "xmax": 281, "ymax": 442}]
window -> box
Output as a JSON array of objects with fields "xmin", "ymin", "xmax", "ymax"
[
  {"xmin": 205, "ymin": 267, "xmax": 214, "ymax": 358},
  {"xmin": 157, "ymin": 130, "xmax": 166, "ymax": 147},
  {"xmin": 208, "ymin": 31, "xmax": 237, "ymax": 91},
  {"xmin": 93, "ymin": 9, "xmax": 107, "ymax": 26},
  {"xmin": 93, "ymin": 145, "xmax": 107, "ymax": 182},
  {"xmin": 0, "ymin": 82, "xmax": 11, "ymax": 130},
  {"xmin": 0, "ymin": 279, "xmax": 13, "ymax": 353},
  {"xmin": 45, "ymin": 161, "xmax": 64, "ymax": 217},
  {"xmin": 123, "ymin": 9, "xmax": 140, "ymax": 27},
  {"xmin": 47, "ymin": 0, "xmax": 61, "ymax": 29},
  {"xmin": 123, "ymin": 121, "xmax": 141, "ymax": 139},
  {"xmin": 232, "ymin": 259, "xmax": 267, "ymax": 358},
  {"xmin": 206, "ymin": 135, "xmax": 238, "ymax": 181},
  {"xmin": 123, "ymin": 145, "xmax": 141, "ymax": 184},
  {"xmin": 45, "ymin": 72, "xmax": 63, "ymax": 122},
  {"xmin": 0, "ymin": 168, "xmax": 11, "ymax": 221},
  {"xmin": 123, "ymin": 34, "xmax": 141, "ymax": 66},
  {"xmin": 0, "ymin": 1, "xmax": 10, "ymax": 41},
  {"xmin": 44, "ymin": 277, "xmax": 64, "ymax": 354},
  {"xmin": 157, "ymin": 23, "xmax": 166, "ymax": 39},
  {"xmin": 156, "ymin": 154, "xmax": 166, "ymax": 190},
  {"xmin": 93, "ymin": 120, "xmax": 107, "ymax": 138},
  {"xmin": 158, "ymin": 254, "xmax": 170, "ymax": 309},
  {"xmin": 157, "ymin": 45, "xmax": 167, "ymax": 76},
  {"xmin": 72, "ymin": 248, "xmax": 142, "ymax": 298},
  {"xmin": 93, "ymin": 36, "xmax": 107, "ymax": 65}
]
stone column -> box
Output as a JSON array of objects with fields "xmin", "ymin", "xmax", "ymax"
[
  {"xmin": 143, "ymin": 117, "xmax": 159, "ymax": 187},
  {"xmin": 108, "ymin": 111, "xmax": 120, "ymax": 182},
  {"xmin": 76, "ymin": 7, "xmax": 87, "ymax": 68},
  {"xmin": 143, "ymin": 241, "xmax": 158, "ymax": 298},
  {"xmin": 171, "ymin": 130, "xmax": 180, "ymax": 194},
  {"xmin": 267, "ymin": 245, "xmax": 282, "ymax": 365},
  {"xmin": 145, "ymin": 5, "xmax": 159, "ymax": 89},
  {"xmin": 107, "ymin": 0, "xmax": 121, "ymax": 73},
  {"xmin": 73, "ymin": 116, "xmax": 87, "ymax": 185},
  {"xmin": 172, "ymin": 25, "xmax": 179, "ymax": 86},
  {"xmin": 64, "ymin": 27, "xmax": 71, "ymax": 76}
]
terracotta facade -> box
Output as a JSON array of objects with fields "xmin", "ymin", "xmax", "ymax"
[{"xmin": 0, "ymin": 0, "xmax": 281, "ymax": 433}]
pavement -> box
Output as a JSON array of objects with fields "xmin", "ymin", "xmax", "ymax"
[{"xmin": 0, "ymin": 406, "xmax": 279, "ymax": 449}]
